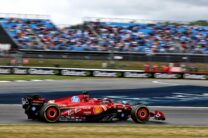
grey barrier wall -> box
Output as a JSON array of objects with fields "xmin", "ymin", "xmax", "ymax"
[
  {"xmin": 0, "ymin": 66, "xmax": 208, "ymax": 80},
  {"xmin": 19, "ymin": 50, "xmax": 208, "ymax": 63}
]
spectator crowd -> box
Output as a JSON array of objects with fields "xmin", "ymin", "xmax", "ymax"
[{"xmin": 0, "ymin": 18, "xmax": 207, "ymax": 54}]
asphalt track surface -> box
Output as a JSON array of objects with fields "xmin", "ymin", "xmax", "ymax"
[
  {"xmin": 0, "ymin": 79, "xmax": 208, "ymax": 125},
  {"xmin": 0, "ymin": 104, "xmax": 208, "ymax": 125}
]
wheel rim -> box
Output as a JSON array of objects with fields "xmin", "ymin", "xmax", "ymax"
[
  {"xmin": 46, "ymin": 107, "xmax": 59, "ymax": 120},
  {"xmin": 137, "ymin": 108, "xmax": 149, "ymax": 121}
]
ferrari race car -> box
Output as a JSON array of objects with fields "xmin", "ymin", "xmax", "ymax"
[{"xmin": 22, "ymin": 93, "xmax": 165, "ymax": 123}]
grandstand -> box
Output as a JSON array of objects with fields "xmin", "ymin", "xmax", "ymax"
[{"xmin": 0, "ymin": 15, "xmax": 207, "ymax": 54}]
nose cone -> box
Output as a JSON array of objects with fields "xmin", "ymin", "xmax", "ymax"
[{"xmin": 155, "ymin": 110, "xmax": 165, "ymax": 120}]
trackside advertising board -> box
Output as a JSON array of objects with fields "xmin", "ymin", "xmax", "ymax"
[
  {"xmin": 61, "ymin": 69, "xmax": 91, "ymax": 76},
  {"xmin": 124, "ymin": 72, "xmax": 152, "ymax": 78},
  {"xmin": 28, "ymin": 68, "xmax": 58, "ymax": 75},
  {"xmin": 154, "ymin": 73, "xmax": 182, "ymax": 79},
  {"xmin": 93, "ymin": 71, "xmax": 122, "ymax": 77},
  {"xmin": 13, "ymin": 68, "xmax": 28, "ymax": 75},
  {"xmin": 183, "ymin": 73, "xmax": 208, "ymax": 80},
  {"xmin": 0, "ymin": 67, "xmax": 12, "ymax": 74},
  {"xmin": 0, "ymin": 66, "xmax": 207, "ymax": 80}
]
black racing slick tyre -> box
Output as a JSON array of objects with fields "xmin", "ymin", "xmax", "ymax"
[
  {"xmin": 131, "ymin": 105, "xmax": 150, "ymax": 123},
  {"xmin": 39, "ymin": 104, "xmax": 60, "ymax": 123}
]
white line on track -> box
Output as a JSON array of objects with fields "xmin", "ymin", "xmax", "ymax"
[
  {"xmin": 14, "ymin": 80, "xmax": 27, "ymax": 83},
  {"xmin": 0, "ymin": 80, "xmax": 56, "ymax": 83},
  {"xmin": 152, "ymin": 80, "xmax": 180, "ymax": 86},
  {"xmin": 0, "ymin": 81, "xmax": 11, "ymax": 83},
  {"xmin": 31, "ymin": 80, "xmax": 43, "ymax": 82},
  {"xmin": 45, "ymin": 79, "xmax": 55, "ymax": 81}
]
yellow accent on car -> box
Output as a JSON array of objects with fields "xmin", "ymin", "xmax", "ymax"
[{"xmin": 93, "ymin": 106, "xmax": 103, "ymax": 115}]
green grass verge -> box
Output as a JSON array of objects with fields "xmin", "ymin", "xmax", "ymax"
[
  {"xmin": 0, "ymin": 125, "xmax": 208, "ymax": 138},
  {"xmin": 0, "ymin": 75, "xmax": 97, "ymax": 81},
  {"xmin": 1, "ymin": 58, "xmax": 208, "ymax": 72},
  {"xmin": 0, "ymin": 75, "xmax": 139, "ymax": 81}
]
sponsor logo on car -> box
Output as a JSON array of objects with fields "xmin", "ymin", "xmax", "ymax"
[
  {"xmin": 75, "ymin": 108, "xmax": 82, "ymax": 114},
  {"xmin": 83, "ymin": 111, "xmax": 92, "ymax": 115},
  {"xmin": 71, "ymin": 96, "xmax": 80, "ymax": 102},
  {"xmin": 93, "ymin": 106, "xmax": 103, "ymax": 115},
  {"xmin": 81, "ymin": 106, "xmax": 92, "ymax": 110}
]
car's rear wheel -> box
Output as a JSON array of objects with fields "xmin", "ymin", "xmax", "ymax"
[
  {"xmin": 131, "ymin": 105, "xmax": 150, "ymax": 123},
  {"xmin": 39, "ymin": 104, "xmax": 60, "ymax": 123}
]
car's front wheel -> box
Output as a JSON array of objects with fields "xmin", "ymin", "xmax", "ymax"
[{"xmin": 131, "ymin": 105, "xmax": 150, "ymax": 123}]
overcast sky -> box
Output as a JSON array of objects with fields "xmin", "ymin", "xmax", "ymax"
[{"xmin": 0, "ymin": 0, "xmax": 207, "ymax": 25}]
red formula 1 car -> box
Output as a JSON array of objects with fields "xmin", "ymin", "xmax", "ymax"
[{"xmin": 22, "ymin": 93, "xmax": 165, "ymax": 123}]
